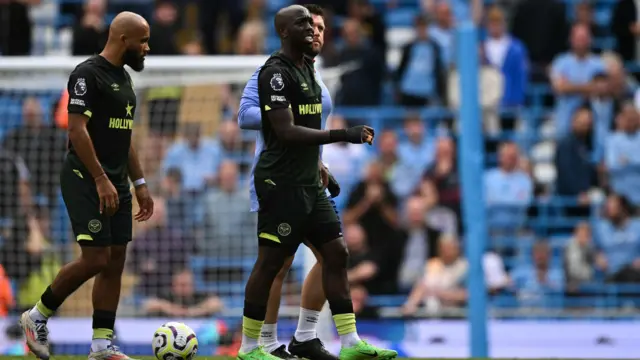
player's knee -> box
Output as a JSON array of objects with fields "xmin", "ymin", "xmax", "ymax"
[
  {"xmin": 255, "ymin": 254, "xmax": 287, "ymax": 280},
  {"xmin": 322, "ymin": 238, "xmax": 349, "ymax": 269},
  {"xmin": 276, "ymin": 255, "xmax": 294, "ymax": 280},
  {"xmin": 106, "ymin": 245, "xmax": 127, "ymax": 273},
  {"xmin": 80, "ymin": 246, "xmax": 111, "ymax": 273}
]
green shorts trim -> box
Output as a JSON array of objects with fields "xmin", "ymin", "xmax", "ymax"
[{"xmin": 255, "ymin": 178, "xmax": 341, "ymax": 251}]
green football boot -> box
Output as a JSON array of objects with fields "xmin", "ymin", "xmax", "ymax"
[{"xmin": 338, "ymin": 340, "xmax": 398, "ymax": 360}]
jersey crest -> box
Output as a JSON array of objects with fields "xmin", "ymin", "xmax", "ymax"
[
  {"xmin": 270, "ymin": 73, "xmax": 285, "ymax": 91},
  {"xmin": 74, "ymin": 77, "xmax": 87, "ymax": 96}
]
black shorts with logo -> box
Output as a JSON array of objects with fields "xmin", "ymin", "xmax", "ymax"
[
  {"xmin": 255, "ymin": 178, "xmax": 342, "ymax": 253},
  {"xmin": 59, "ymin": 160, "xmax": 132, "ymax": 247}
]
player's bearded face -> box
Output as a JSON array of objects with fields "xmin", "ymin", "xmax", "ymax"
[
  {"xmin": 306, "ymin": 14, "xmax": 325, "ymax": 57},
  {"xmin": 123, "ymin": 44, "xmax": 145, "ymax": 72}
]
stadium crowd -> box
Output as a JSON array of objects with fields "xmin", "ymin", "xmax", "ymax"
[{"xmin": 1, "ymin": 0, "xmax": 640, "ymax": 323}]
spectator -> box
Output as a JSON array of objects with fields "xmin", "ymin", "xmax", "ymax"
[
  {"xmin": 594, "ymin": 194, "xmax": 640, "ymax": 283},
  {"xmin": 144, "ymin": 269, "xmax": 223, "ymax": 317},
  {"xmin": 182, "ymin": 40, "xmax": 204, "ymax": 55},
  {"xmin": 551, "ymin": 24, "xmax": 607, "ymax": 137},
  {"xmin": 321, "ymin": 115, "xmax": 370, "ymax": 208},
  {"xmin": 147, "ymin": 0, "xmax": 179, "ymax": 55},
  {"xmin": 343, "ymin": 161, "xmax": 399, "ymax": 255},
  {"xmin": 345, "ymin": 223, "xmax": 380, "ymax": 292},
  {"xmin": 374, "ymin": 130, "xmax": 420, "ymax": 200},
  {"xmin": 484, "ymin": 142, "xmax": 533, "ymax": 230},
  {"xmin": 72, "ymin": 0, "xmax": 108, "ymax": 56},
  {"xmin": 402, "ymin": 235, "xmax": 468, "ymax": 314},
  {"xmin": 424, "ymin": 137, "xmax": 460, "ymax": 218},
  {"xmin": 235, "ymin": 20, "xmax": 265, "ymax": 55},
  {"xmin": 198, "ymin": 0, "xmax": 245, "ymax": 54},
  {"xmin": 163, "ymin": 123, "xmax": 221, "ymax": 192},
  {"xmin": 350, "ymin": 285, "xmax": 380, "ymax": 319},
  {"xmin": 216, "ymin": 120, "xmax": 245, "ymax": 160},
  {"xmin": 395, "ymin": 15, "xmax": 445, "ymax": 107},
  {"xmin": 347, "ymin": 0, "xmax": 387, "ymax": 56},
  {"xmin": 565, "ymin": 222, "xmax": 596, "ymax": 290},
  {"xmin": 0, "ymin": 264, "xmax": 14, "ymax": 317},
  {"xmin": 428, "ymin": 2, "xmax": 456, "ymax": 68},
  {"xmin": 0, "ymin": 148, "xmax": 31, "ymax": 224},
  {"xmin": 202, "ymin": 161, "xmax": 256, "ymax": 257},
  {"xmin": 1, "ymin": 96, "xmax": 67, "ymax": 206},
  {"xmin": 590, "ymin": 72, "xmax": 616, "ymax": 156},
  {"xmin": 160, "ymin": 168, "xmax": 199, "ymax": 233},
  {"xmin": 575, "ymin": 2, "xmax": 606, "ymax": 39},
  {"xmin": 555, "ymin": 106, "xmax": 597, "ymax": 213},
  {"xmin": 395, "ymin": 196, "xmax": 441, "ymax": 292},
  {"xmin": 447, "ymin": 48, "xmax": 504, "ymax": 136},
  {"xmin": 418, "ymin": 178, "xmax": 458, "ymax": 235},
  {"xmin": 421, "ymin": 0, "xmax": 483, "ymax": 23},
  {"xmin": 611, "ymin": 0, "xmax": 640, "ymax": 63},
  {"xmin": 511, "ymin": 0, "xmax": 568, "ymax": 81},
  {"xmin": 13, "ymin": 205, "xmax": 61, "ymax": 312},
  {"xmin": 511, "ymin": 241, "xmax": 565, "ymax": 307},
  {"xmin": 129, "ymin": 197, "xmax": 195, "ymax": 297},
  {"xmin": 482, "ymin": 6, "xmax": 528, "ymax": 109},
  {"xmin": 335, "ymin": 18, "xmax": 385, "ymax": 106},
  {"xmin": 605, "ymin": 104, "xmax": 640, "ymax": 205},
  {"xmin": 397, "ymin": 114, "xmax": 436, "ymax": 195},
  {"xmin": 0, "ymin": 0, "xmax": 38, "ymax": 55}
]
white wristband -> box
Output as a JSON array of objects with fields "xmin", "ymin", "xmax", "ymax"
[{"xmin": 133, "ymin": 178, "xmax": 146, "ymax": 187}]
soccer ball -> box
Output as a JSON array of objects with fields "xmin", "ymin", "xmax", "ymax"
[{"xmin": 152, "ymin": 322, "xmax": 198, "ymax": 360}]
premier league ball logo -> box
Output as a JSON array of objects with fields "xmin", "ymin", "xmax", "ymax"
[{"xmin": 270, "ymin": 73, "xmax": 284, "ymax": 91}]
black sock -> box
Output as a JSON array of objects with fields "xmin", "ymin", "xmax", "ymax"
[
  {"xmin": 328, "ymin": 298, "xmax": 354, "ymax": 315},
  {"xmin": 92, "ymin": 310, "xmax": 116, "ymax": 341},
  {"xmin": 40, "ymin": 285, "xmax": 64, "ymax": 313}
]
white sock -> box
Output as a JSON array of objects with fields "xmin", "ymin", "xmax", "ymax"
[
  {"xmin": 340, "ymin": 332, "xmax": 362, "ymax": 348},
  {"xmin": 260, "ymin": 323, "xmax": 280, "ymax": 353},
  {"xmin": 90, "ymin": 338, "xmax": 111, "ymax": 352},
  {"xmin": 240, "ymin": 334, "xmax": 260, "ymax": 354},
  {"xmin": 294, "ymin": 308, "xmax": 320, "ymax": 342},
  {"xmin": 29, "ymin": 306, "xmax": 48, "ymax": 322}
]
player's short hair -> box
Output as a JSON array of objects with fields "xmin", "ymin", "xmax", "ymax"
[{"xmin": 303, "ymin": 4, "xmax": 325, "ymax": 18}]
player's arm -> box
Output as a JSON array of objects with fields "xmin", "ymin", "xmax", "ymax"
[
  {"xmin": 67, "ymin": 67, "xmax": 119, "ymax": 215},
  {"xmin": 66, "ymin": 68, "xmax": 106, "ymax": 180},
  {"xmin": 128, "ymin": 144, "xmax": 154, "ymax": 221},
  {"xmin": 259, "ymin": 66, "xmax": 373, "ymax": 146},
  {"xmin": 238, "ymin": 68, "xmax": 262, "ymax": 130}
]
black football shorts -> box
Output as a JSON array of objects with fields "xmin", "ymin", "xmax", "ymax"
[
  {"xmin": 255, "ymin": 178, "xmax": 342, "ymax": 254},
  {"xmin": 59, "ymin": 160, "xmax": 132, "ymax": 247}
]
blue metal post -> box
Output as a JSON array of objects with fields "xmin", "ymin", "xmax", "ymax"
[{"xmin": 456, "ymin": 21, "xmax": 489, "ymax": 358}]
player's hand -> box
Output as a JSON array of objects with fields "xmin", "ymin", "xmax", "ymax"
[
  {"xmin": 135, "ymin": 184, "xmax": 154, "ymax": 222},
  {"xmin": 96, "ymin": 174, "xmax": 119, "ymax": 216},
  {"xmin": 345, "ymin": 125, "xmax": 375, "ymax": 145}
]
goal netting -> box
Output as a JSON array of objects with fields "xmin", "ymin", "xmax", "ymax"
[{"xmin": 0, "ymin": 55, "xmax": 339, "ymax": 347}]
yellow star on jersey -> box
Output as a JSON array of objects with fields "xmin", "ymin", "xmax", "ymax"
[{"xmin": 125, "ymin": 102, "xmax": 134, "ymax": 118}]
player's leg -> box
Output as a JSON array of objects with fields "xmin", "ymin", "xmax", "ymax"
[
  {"xmin": 88, "ymin": 194, "xmax": 135, "ymax": 360},
  {"xmin": 240, "ymin": 245, "xmax": 293, "ymax": 359},
  {"xmin": 295, "ymin": 249, "xmax": 324, "ymax": 342},
  {"xmin": 307, "ymin": 190, "xmax": 397, "ymax": 360},
  {"xmin": 238, "ymin": 183, "xmax": 304, "ymax": 360},
  {"xmin": 21, "ymin": 163, "xmax": 113, "ymax": 360},
  {"xmin": 261, "ymin": 255, "xmax": 295, "ymax": 358},
  {"xmin": 288, "ymin": 245, "xmax": 338, "ymax": 360}
]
